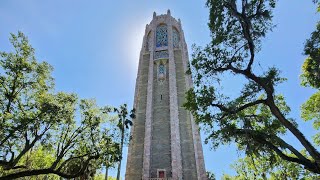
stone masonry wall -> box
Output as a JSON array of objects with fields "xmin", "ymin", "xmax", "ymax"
[
  {"xmin": 174, "ymin": 50, "xmax": 198, "ymax": 180},
  {"xmin": 150, "ymin": 62, "xmax": 171, "ymax": 177},
  {"xmin": 125, "ymin": 54, "xmax": 149, "ymax": 180}
]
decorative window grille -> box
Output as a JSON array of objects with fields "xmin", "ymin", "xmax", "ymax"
[
  {"xmin": 154, "ymin": 50, "xmax": 169, "ymax": 59},
  {"xmin": 159, "ymin": 64, "xmax": 165, "ymax": 74},
  {"xmin": 156, "ymin": 24, "xmax": 168, "ymax": 47},
  {"xmin": 158, "ymin": 64, "xmax": 166, "ymax": 82}
]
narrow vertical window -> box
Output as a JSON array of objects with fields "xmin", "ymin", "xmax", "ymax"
[
  {"xmin": 146, "ymin": 31, "xmax": 152, "ymax": 51},
  {"xmin": 173, "ymin": 28, "xmax": 180, "ymax": 48},
  {"xmin": 159, "ymin": 64, "xmax": 165, "ymax": 74},
  {"xmin": 158, "ymin": 64, "xmax": 166, "ymax": 81}
]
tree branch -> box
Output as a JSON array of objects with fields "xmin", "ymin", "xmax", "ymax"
[
  {"xmin": 211, "ymin": 99, "xmax": 266, "ymax": 114},
  {"xmin": 232, "ymin": 128, "xmax": 320, "ymax": 173},
  {"xmin": 225, "ymin": 1, "xmax": 255, "ymax": 71},
  {"xmin": 266, "ymin": 99, "xmax": 320, "ymax": 163},
  {"xmin": 6, "ymin": 124, "xmax": 52, "ymax": 169}
]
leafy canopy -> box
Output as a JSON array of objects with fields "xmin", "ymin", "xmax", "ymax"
[
  {"xmin": 185, "ymin": 0, "xmax": 320, "ymax": 174},
  {"xmin": 0, "ymin": 32, "xmax": 123, "ymax": 179},
  {"xmin": 225, "ymin": 153, "xmax": 320, "ymax": 180}
]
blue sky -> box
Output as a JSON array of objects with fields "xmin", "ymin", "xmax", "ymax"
[{"xmin": 0, "ymin": 0, "xmax": 319, "ymax": 179}]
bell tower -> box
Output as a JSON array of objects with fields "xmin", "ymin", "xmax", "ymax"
[{"xmin": 125, "ymin": 10, "xmax": 207, "ymax": 180}]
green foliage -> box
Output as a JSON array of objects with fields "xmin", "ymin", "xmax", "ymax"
[
  {"xmin": 300, "ymin": 0, "xmax": 320, "ymax": 149},
  {"xmin": 313, "ymin": 0, "xmax": 320, "ymax": 11},
  {"xmin": 201, "ymin": 0, "xmax": 275, "ymax": 75},
  {"xmin": 94, "ymin": 174, "xmax": 116, "ymax": 180},
  {"xmin": 206, "ymin": 171, "xmax": 216, "ymax": 180},
  {"xmin": 10, "ymin": 147, "xmax": 60, "ymax": 180},
  {"xmin": 113, "ymin": 104, "xmax": 135, "ymax": 180},
  {"xmin": 301, "ymin": 56, "xmax": 320, "ymax": 89},
  {"xmin": 19, "ymin": 146, "xmax": 56, "ymax": 169},
  {"xmin": 186, "ymin": 0, "xmax": 320, "ymax": 175},
  {"xmin": 227, "ymin": 154, "xmax": 320, "ymax": 180},
  {"xmin": 0, "ymin": 32, "xmax": 121, "ymax": 179},
  {"xmin": 92, "ymin": 171, "xmax": 118, "ymax": 180},
  {"xmin": 301, "ymin": 91, "xmax": 320, "ymax": 129},
  {"xmin": 301, "ymin": 0, "xmax": 320, "ymax": 89},
  {"xmin": 221, "ymin": 174, "xmax": 245, "ymax": 180},
  {"xmin": 93, "ymin": 173, "xmax": 117, "ymax": 180},
  {"xmin": 94, "ymin": 173, "xmax": 105, "ymax": 180}
]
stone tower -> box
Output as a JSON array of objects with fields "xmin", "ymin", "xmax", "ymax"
[{"xmin": 125, "ymin": 10, "xmax": 206, "ymax": 180}]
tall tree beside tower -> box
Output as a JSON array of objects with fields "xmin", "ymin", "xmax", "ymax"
[
  {"xmin": 185, "ymin": 0, "xmax": 320, "ymax": 175},
  {"xmin": 0, "ymin": 32, "xmax": 121, "ymax": 179}
]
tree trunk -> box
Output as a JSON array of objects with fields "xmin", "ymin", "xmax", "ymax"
[
  {"xmin": 117, "ymin": 122, "xmax": 125, "ymax": 180},
  {"xmin": 105, "ymin": 158, "xmax": 109, "ymax": 180},
  {"xmin": 267, "ymin": 99, "xmax": 320, "ymax": 161},
  {"xmin": 116, "ymin": 161, "xmax": 121, "ymax": 180}
]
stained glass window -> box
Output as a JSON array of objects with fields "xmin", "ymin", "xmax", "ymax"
[
  {"xmin": 159, "ymin": 64, "xmax": 165, "ymax": 74},
  {"xmin": 156, "ymin": 24, "xmax": 168, "ymax": 47},
  {"xmin": 173, "ymin": 28, "xmax": 180, "ymax": 48}
]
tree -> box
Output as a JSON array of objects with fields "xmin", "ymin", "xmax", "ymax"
[
  {"xmin": 113, "ymin": 104, "xmax": 135, "ymax": 180},
  {"xmin": 0, "ymin": 32, "xmax": 120, "ymax": 179},
  {"xmin": 301, "ymin": 0, "xmax": 320, "ymax": 147},
  {"xmin": 221, "ymin": 174, "xmax": 244, "ymax": 180},
  {"xmin": 185, "ymin": 0, "xmax": 320, "ymax": 174},
  {"xmin": 301, "ymin": 19, "xmax": 320, "ymax": 88},
  {"xmin": 0, "ymin": 146, "xmax": 61, "ymax": 180},
  {"xmin": 93, "ymin": 172, "xmax": 116, "ymax": 180},
  {"xmin": 102, "ymin": 113, "xmax": 119, "ymax": 180},
  {"xmin": 207, "ymin": 171, "xmax": 216, "ymax": 180},
  {"xmin": 102, "ymin": 105, "xmax": 135, "ymax": 180},
  {"xmin": 226, "ymin": 153, "xmax": 320, "ymax": 179}
]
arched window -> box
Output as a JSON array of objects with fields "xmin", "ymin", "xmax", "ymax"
[
  {"xmin": 156, "ymin": 24, "xmax": 168, "ymax": 47},
  {"xmin": 173, "ymin": 28, "xmax": 180, "ymax": 48}
]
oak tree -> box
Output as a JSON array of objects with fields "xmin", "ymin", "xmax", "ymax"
[
  {"xmin": 0, "ymin": 32, "xmax": 121, "ymax": 179},
  {"xmin": 185, "ymin": 0, "xmax": 320, "ymax": 174}
]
